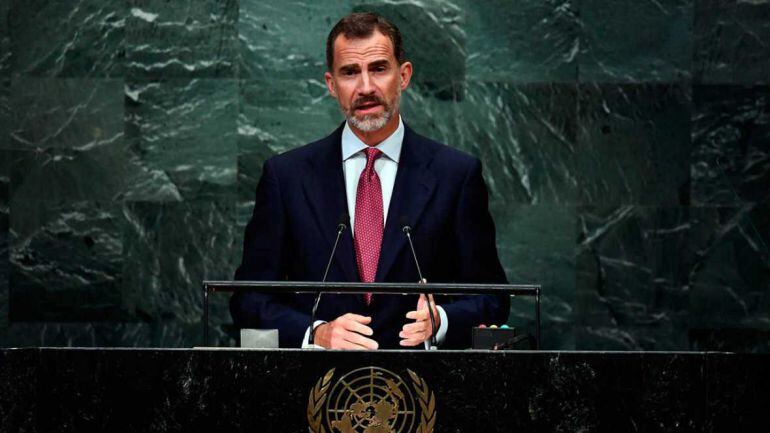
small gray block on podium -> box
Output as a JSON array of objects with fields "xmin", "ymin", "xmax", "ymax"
[{"xmin": 240, "ymin": 329, "xmax": 279, "ymax": 348}]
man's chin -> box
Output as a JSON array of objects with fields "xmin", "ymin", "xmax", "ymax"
[{"xmin": 348, "ymin": 113, "xmax": 390, "ymax": 133}]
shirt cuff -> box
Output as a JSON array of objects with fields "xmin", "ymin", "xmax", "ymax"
[
  {"xmin": 424, "ymin": 305, "xmax": 448, "ymax": 349},
  {"xmin": 301, "ymin": 320, "xmax": 328, "ymax": 349}
]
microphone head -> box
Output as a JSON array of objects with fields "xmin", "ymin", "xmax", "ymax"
[
  {"xmin": 337, "ymin": 213, "xmax": 350, "ymax": 230},
  {"xmin": 399, "ymin": 216, "xmax": 411, "ymax": 233}
]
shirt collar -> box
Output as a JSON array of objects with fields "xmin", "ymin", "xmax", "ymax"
[{"xmin": 341, "ymin": 116, "xmax": 403, "ymax": 163}]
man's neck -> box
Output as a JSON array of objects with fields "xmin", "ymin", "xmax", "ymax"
[{"xmin": 348, "ymin": 112, "xmax": 401, "ymax": 146}]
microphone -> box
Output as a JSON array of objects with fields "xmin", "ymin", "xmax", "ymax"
[
  {"xmin": 399, "ymin": 217, "xmax": 437, "ymax": 349},
  {"xmin": 309, "ymin": 213, "xmax": 349, "ymax": 345}
]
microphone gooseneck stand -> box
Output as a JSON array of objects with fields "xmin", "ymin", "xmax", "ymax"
[
  {"xmin": 309, "ymin": 215, "xmax": 349, "ymax": 346},
  {"xmin": 402, "ymin": 223, "xmax": 438, "ymax": 349}
]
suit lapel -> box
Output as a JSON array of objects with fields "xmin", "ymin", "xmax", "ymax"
[
  {"xmin": 302, "ymin": 125, "xmax": 359, "ymax": 282},
  {"xmin": 375, "ymin": 126, "xmax": 437, "ymax": 282},
  {"xmin": 300, "ymin": 123, "xmax": 437, "ymax": 284}
]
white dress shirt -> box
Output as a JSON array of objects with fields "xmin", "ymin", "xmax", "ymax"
[
  {"xmin": 303, "ymin": 117, "xmax": 448, "ymax": 349},
  {"xmin": 341, "ymin": 116, "xmax": 402, "ymax": 235}
]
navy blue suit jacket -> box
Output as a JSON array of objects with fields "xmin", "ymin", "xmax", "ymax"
[{"xmin": 231, "ymin": 123, "xmax": 509, "ymax": 349}]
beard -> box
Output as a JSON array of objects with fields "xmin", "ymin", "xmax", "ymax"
[{"xmin": 343, "ymin": 90, "xmax": 401, "ymax": 132}]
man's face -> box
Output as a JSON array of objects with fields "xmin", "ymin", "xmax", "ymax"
[{"xmin": 325, "ymin": 30, "xmax": 412, "ymax": 133}]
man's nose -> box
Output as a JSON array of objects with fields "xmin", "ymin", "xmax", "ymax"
[{"xmin": 357, "ymin": 71, "xmax": 375, "ymax": 95}]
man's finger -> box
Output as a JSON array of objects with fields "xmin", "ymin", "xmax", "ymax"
[
  {"xmin": 416, "ymin": 294, "xmax": 435, "ymax": 310},
  {"xmin": 405, "ymin": 309, "xmax": 428, "ymax": 320},
  {"xmin": 345, "ymin": 320, "xmax": 374, "ymax": 336},
  {"xmin": 343, "ymin": 313, "xmax": 372, "ymax": 324},
  {"xmin": 399, "ymin": 337, "xmax": 424, "ymax": 347},
  {"xmin": 345, "ymin": 332, "xmax": 378, "ymax": 350},
  {"xmin": 336, "ymin": 339, "xmax": 370, "ymax": 350},
  {"xmin": 402, "ymin": 321, "xmax": 427, "ymax": 334},
  {"xmin": 399, "ymin": 329, "xmax": 426, "ymax": 340},
  {"xmin": 416, "ymin": 294, "xmax": 427, "ymax": 310},
  {"xmin": 327, "ymin": 329, "xmax": 370, "ymax": 350}
]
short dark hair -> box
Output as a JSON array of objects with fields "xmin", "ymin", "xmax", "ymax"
[{"xmin": 326, "ymin": 12, "xmax": 406, "ymax": 71}]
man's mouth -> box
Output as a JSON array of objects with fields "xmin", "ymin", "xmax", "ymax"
[{"xmin": 354, "ymin": 100, "xmax": 383, "ymax": 114}]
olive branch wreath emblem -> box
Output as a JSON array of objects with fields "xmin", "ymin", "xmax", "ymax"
[
  {"xmin": 307, "ymin": 368, "xmax": 335, "ymax": 433},
  {"xmin": 407, "ymin": 369, "xmax": 436, "ymax": 433},
  {"xmin": 307, "ymin": 367, "xmax": 436, "ymax": 433}
]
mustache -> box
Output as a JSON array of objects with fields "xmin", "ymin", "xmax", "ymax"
[{"xmin": 353, "ymin": 96, "xmax": 385, "ymax": 109}]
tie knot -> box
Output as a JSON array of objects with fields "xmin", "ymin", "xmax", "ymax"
[
  {"xmin": 364, "ymin": 147, "xmax": 382, "ymax": 162},
  {"xmin": 363, "ymin": 147, "xmax": 382, "ymax": 177}
]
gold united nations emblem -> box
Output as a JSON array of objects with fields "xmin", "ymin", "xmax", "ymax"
[{"xmin": 307, "ymin": 367, "xmax": 436, "ymax": 433}]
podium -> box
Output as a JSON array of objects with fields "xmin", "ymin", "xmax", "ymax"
[
  {"xmin": 5, "ymin": 283, "xmax": 765, "ymax": 432},
  {"xmin": 1, "ymin": 348, "xmax": 767, "ymax": 432},
  {"xmin": 202, "ymin": 281, "xmax": 542, "ymax": 348}
]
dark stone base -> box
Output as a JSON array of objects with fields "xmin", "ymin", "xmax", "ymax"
[{"xmin": 1, "ymin": 349, "xmax": 768, "ymax": 432}]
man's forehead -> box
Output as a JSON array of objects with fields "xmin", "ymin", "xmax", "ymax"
[{"xmin": 333, "ymin": 31, "xmax": 396, "ymax": 65}]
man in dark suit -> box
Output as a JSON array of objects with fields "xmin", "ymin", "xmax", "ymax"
[{"xmin": 231, "ymin": 12, "xmax": 509, "ymax": 349}]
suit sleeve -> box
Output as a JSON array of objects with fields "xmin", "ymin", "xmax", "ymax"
[
  {"xmin": 230, "ymin": 159, "xmax": 310, "ymax": 347},
  {"xmin": 441, "ymin": 158, "xmax": 510, "ymax": 348}
]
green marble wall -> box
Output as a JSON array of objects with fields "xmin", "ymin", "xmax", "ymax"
[{"xmin": 0, "ymin": 0, "xmax": 768, "ymax": 351}]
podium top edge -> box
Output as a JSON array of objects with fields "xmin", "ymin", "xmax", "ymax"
[{"xmin": 202, "ymin": 280, "xmax": 541, "ymax": 296}]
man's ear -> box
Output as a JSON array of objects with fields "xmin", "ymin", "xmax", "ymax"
[
  {"xmin": 324, "ymin": 71, "xmax": 337, "ymax": 98},
  {"xmin": 399, "ymin": 61, "xmax": 413, "ymax": 90}
]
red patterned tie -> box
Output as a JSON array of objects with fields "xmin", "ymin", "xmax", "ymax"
[{"xmin": 354, "ymin": 147, "xmax": 384, "ymax": 305}]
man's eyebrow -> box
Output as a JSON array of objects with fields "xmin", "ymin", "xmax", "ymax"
[
  {"xmin": 368, "ymin": 59, "xmax": 390, "ymax": 68},
  {"xmin": 338, "ymin": 63, "xmax": 361, "ymax": 72},
  {"xmin": 337, "ymin": 59, "xmax": 392, "ymax": 72}
]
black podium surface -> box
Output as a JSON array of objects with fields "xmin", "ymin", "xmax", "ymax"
[{"xmin": 1, "ymin": 348, "xmax": 768, "ymax": 432}]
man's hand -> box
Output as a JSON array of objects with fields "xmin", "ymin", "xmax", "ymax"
[
  {"xmin": 400, "ymin": 294, "xmax": 440, "ymax": 347},
  {"xmin": 314, "ymin": 313, "xmax": 378, "ymax": 350}
]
